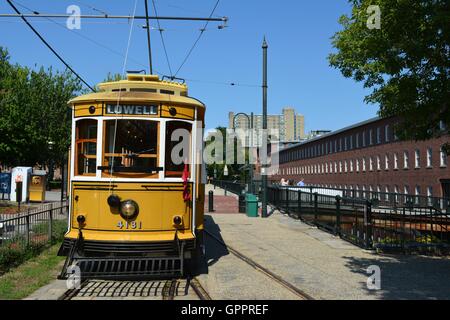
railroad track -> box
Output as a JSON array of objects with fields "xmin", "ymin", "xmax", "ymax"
[
  {"xmin": 58, "ymin": 276, "xmax": 211, "ymax": 300},
  {"xmin": 204, "ymin": 229, "xmax": 315, "ymax": 300}
]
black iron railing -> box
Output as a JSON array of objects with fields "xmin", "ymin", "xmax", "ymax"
[
  {"xmin": 268, "ymin": 186, "xmax": 450, "ymax": 252},
  {"xmin": 283, "ymin": 185, "xmax": 450, "ymax": 211},
  {"xmin": 0, "ymin": 201, "xmax": 69, "ymax": 250},
  {"xmin": 211, "ymin": 180, "xmax": 246, "ymax": 195}
]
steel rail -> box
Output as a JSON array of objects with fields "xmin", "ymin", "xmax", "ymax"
[
  {"xmin": 189, "ymin": 277, "xmax": 212, "ymax": 300},
  {"xmin": 57, "ymin": 279, "xmax": 89, "ymax": 300},
  {"xmin": 204, "ymin": 229, "xmax": 315, "ymax": 300},
  {"xmin": 161, "ymin": 279, "xmax": 178, "ymax": 300}
]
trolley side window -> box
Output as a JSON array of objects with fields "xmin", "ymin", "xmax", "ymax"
[
  {"xmin": 102, "ymin": 120, "xmax": 159, "ymax": 176},
  {"xmin": 165, "ymin": 121, "xmax": 192, "ymax": 178},
  {"xmin": 75, "ymin": 119, "xmax": 97, "ymax": 176}
]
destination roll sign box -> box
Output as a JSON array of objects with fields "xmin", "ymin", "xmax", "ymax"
[{"xmin": 106, "ymin": 104, "xmax": 158, "ymax": 116}]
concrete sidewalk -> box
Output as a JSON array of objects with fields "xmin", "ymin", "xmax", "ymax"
[{"xmin": 204, "ymin": 211, "xmax": 450, "ymax": 299}]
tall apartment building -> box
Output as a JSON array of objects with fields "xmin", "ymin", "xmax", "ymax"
[{"xmin": 228, "ymin": 107, "xmax": 305, "ymax": 145}]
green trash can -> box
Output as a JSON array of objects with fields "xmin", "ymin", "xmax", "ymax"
[{"xmin": 246, "ymin": 193, "xmax": 259, "ymax": 217}]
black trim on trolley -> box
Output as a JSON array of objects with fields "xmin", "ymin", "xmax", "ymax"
[
  {"xmin": 72, "ymin": 181, "xmax": 189, "ymax": 185},
  {"xmin": 72, "ymin": 184, "xmax": 118, "ymax": 188},
  {"xmin": 97, "ymin": 166, "xmax": 164, "ymax": 173},
  {"xmin": 58, "ymin": 238, "xmax": 195, "ymax": 256}
]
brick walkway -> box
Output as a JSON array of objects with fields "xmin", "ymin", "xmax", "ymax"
[{"xmin": 204, "ymin": 195, "xmax": 241, "ymax": 214}]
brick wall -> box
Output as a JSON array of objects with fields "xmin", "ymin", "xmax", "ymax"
[{"xmin": 271, "ymin": 117, "xmax": 450, "ymax": 198}]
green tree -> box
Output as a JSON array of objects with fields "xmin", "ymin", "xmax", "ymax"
[
  {"xmin": 0, "ymin": 47, "xmax": 83, "ymax": 169},
  {"xmin": 329, "ymin": 0, "xmax": 449, "ymax": 149},
  {"xmin": 205, "ymin": 126, "xmax": 251, "ymax": 182},
  {"xmin": 104, "ymin": 72, "xmax": 125, "ymax": 82}
]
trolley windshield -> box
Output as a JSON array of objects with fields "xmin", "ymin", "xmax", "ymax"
[{"xmin": 102, "ymin": 119, "xmax": 159, "ymax": 174}]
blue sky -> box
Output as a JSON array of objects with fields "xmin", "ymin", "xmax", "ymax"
[{"xmin": 0, "ymin": 0, "xmax": 379, "ymax": 133}]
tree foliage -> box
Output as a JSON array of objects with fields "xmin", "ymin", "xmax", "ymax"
[
  {"xmin": 329, "ymin": 0, "xmax": 449, "ymax": 144},
  {"xmin": 0, "ymin": 47, "xmax": 83, "ymax": 168},
  {"xmin": 104, "ymin": 72, "xmax": 125, "ymax": 82},
  {"xmin": 205, "ymin": 126, "xmax": 251, "ymax": 181}
]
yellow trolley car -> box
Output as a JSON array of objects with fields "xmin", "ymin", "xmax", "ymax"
[{"xmin": 58, "ymin": 74, "xmax": 206, "ymax": 278}]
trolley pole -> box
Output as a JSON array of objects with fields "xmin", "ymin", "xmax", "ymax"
[
  {"xmin": 144, "ymin": 0, "xmax": 154, "ymax": 74},
  {"xmin": 261, "ymin": 37, "xmax": 268, "ymax": 218}
]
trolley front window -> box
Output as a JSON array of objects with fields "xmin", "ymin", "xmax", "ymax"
[
  {"xmin": 75, "ymin": 119, "xmax": 97, "ymax": 176},
  {"xmin": 102, "ymin": 120, "xmax": 160, "ymax": 176},
  {"xmin": 165, "ymin": 121, "xmax": 192, "ymax": 178}
]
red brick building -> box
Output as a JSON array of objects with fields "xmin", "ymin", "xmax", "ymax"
[{"xmin": 272, "ymin": 117, "xmax": 450, "ymax": 199}]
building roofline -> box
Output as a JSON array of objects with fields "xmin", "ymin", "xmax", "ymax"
[{"xmin": 279, "ymin": 116, "xmax": 384, "ymax": 153}]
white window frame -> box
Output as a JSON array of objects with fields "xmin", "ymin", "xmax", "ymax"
[
  {"xmin": 403, "ymin": 151, "xmax": 409, "ymax": 169},
  {"xmin": 415, "ymin": 149, "xmax": 420, "ymax": 168},
  {"xmin": 441, "ymin": 147, "xmax": 448, "ymax": 167},
  {"xmin": 426, "ymin": 148, "xmax": 433, "ymax": 168}
]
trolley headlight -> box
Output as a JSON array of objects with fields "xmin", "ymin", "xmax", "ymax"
[{"xmin": 120, "ymin": 200, "xmax": 139, "ymax": 219}]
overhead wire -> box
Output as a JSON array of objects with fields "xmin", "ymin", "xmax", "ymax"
[
  {"xmin": 174, "ymin": 0, "xmax": 221, "ymax": 77},
  {"xmin": 6, "ymin": 0, "xmax": 95, "ymax": 91},
  {"xmin": 151, "ymin": 0, "xmax": 173, "ymax": 77},
  {"xmin": 183, "ymin": 78, "xmax": 260, "ymax": 88},
  {"xmin": 76, "ymin": 1, "xmax": 109, "ymax": 16},
  {"xmin": 9, "ymin": 0, "xmax": 163, "ymax": 76},
  {"xmin": 109, "ymin": 0, "xmax": 139, "ymax": 189}
]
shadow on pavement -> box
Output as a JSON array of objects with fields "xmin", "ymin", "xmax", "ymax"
[
  {"xmin": 204, "ymin": 215, "xmax": 230, "ymax": 269},
  {"xmin": 343, "ymin": 254, "xmax": 450, "ymax": 299}
]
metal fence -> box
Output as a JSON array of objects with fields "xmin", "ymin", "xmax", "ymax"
[
  {"xmin": 268, "ymin": 186, "xmax": 450, "ymax": 252},
  {"xmin": 212, "ymin": 180, "xmax": 246, "ymax": 195},
  {"xmin": 0, "ymin": 201, "xmax": 69, "ymax": 250},
  {"xmin": 291, "ymin": 185, "xmax": 450, "ymax": 211}
]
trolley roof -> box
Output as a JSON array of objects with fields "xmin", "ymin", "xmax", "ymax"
[{"xmin": 69, "ymin": 74, "xmax": 205, "ymax": 108}]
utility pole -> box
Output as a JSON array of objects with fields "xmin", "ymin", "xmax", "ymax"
[
  {"xmin": 261, "ymin": 37, "xmax": 268, "ymax": 218},
  {"xmin": 250, "ymin": 112, "xmax": 254, "ymax": 194},
  {"xmin": 144, "ymin": 0, "xmax": 153, "ymax": 74}
]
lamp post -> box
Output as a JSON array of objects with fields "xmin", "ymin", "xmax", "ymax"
[
  {"xmin": 261, "ymin": 37, "xmax": 268, "ymax": 218},
  {"xmin": 232, "ymin": 112, "xmax": 254, "ymax": 194}
]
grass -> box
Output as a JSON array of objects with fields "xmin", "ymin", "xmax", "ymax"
[
  {"xmin": 0, "ymin": 220, "xmax": 67, "ymax": 273},
  {"xmin": 0, "ymin": 243, "xmax": 64, "ymax": 300}
]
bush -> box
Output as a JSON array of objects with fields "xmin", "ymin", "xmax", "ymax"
[
  {"xmin": 0, "ymin": 220, "xmax": 67, "ymax": 274},
  {"xmin": 0, "ymin": 242, "xmax": 43, "ymax": 274},
  {"xmin": 52, "ymin": 220, "xmax": 68, "ymax": 242},
  {"xmin": 48, "ymin": 181, "xmax": 62, "ymax": 189}
]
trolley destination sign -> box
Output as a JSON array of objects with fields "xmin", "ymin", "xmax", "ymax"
[{"xmin": 106, "ymin": 104, "xmax": 158, "ymax": 116}]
